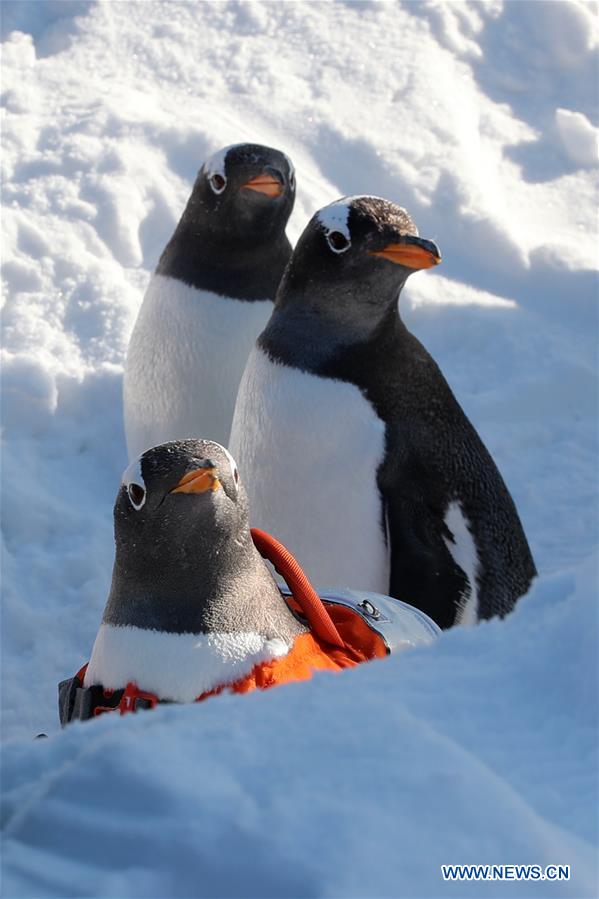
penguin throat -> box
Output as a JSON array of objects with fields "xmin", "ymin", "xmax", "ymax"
[
  {"xmin": 103, "ymin": 541, "xmax": 304, "ymax": 642},
  {"xmin": 156, "ymin": 216, "xmax": 292, "ymax": 301},
  {"xmin": 261, "ymin": 295, "xmax": 403, "ymax": 372}
]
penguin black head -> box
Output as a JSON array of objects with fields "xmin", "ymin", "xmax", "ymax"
[
  {"xmin": 105, "ymin": 439, "xmax": 304, "ymax": 640},
  {"xmin": 191, "ymin": 143, "xmax": 295, "ymax": 244},
  {"xmin": 158, "ymin": 144, "xmax": 296, "ymax": 299},
  {"xmin": 277, "ymin": 196, "xmax": 440, "ymax": 318}
]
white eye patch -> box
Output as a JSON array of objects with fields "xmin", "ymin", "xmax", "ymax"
[
  {"xmin": 203, "ymin": 144, "xmax": 237, "ymax": 180},
  {"xmin": 204, "ymin": 146, "xmax": 234, "ymax": 195},
  {"xmin": 122, "ymin": 457, "xmax": 146, "ymax": 510},
  {"xmin": 316, "ymin": 199, "xmax": 352, "ymax": 241},
  {"xmin": 316, "ymin": 199, "xmax": 354, "ymax": 254},
  {"xmin": 221, "ymin": 445, "xmax": 240, "ymax": 490}
]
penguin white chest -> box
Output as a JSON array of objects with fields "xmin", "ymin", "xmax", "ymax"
[
  {"xmin": 124, "ymin": 274, "xmax": 272, "ymax": 458},
  {"xmin": 230, "ymin": 346, "xmax": 390, "ymax": 593},
  {"xmin": 85, "ymin": 623, "xmax": 290, "ymax": 702}
]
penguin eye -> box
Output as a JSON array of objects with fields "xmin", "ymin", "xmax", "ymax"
[
  {"xmin": 289, "ymin": 171, "xmax": 295, "ymax": 191},
  {"xmin": 209, "ymin": 173, "xmax": 227, "ymax": 194},
  {"xmin": 233, "ymin": 467, "xmax": 239, "ymax": 486},
  {"xmin": 327, "ymin": 231, "xmax": 350, "ymax": 253},
  {"xmin": 128, "ymin": 483, "xmax": 146, "ymax": 509}
]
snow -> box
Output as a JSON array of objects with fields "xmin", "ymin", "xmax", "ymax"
[
  {"xmin": 2, "ymin": 576, "xmax": 597, "ymax": 898},
  {"xmin": 555, "ymin": 109, "xmax": 598, "ymax": 168},
  {"xmin": 1, "ymin": 1, "xmax": 597, "ymax": 896}
]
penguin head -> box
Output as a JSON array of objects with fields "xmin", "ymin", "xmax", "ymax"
[
  {"xmin": 278, "ymin": 196, "xmax": 440, "ymax": 317},
  {"xmin": 117, "ymin": 439, "xmax": 248, "ymax": 552},
  {"xmin": 105, "ymin": 439, "xmax": 305, "ymax": 641},
  {"xmin": 193, "ymin": 143, "xmax": 295, "ymax": 244}
]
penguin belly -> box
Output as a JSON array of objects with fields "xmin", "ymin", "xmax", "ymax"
[
  {"xmin": 124, "ymin": 274, "xmax": 272, "ymax": 459},
  {"xmin": 230, "ymin": 346, "xmax": 390, "ymax": 593}
]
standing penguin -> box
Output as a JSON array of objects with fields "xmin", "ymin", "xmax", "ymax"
[
  {"xmin": 124, "ymin": 143, "xmax": 295, "ymax": 459},
  {"xmin": 230, "ymin": 196, "xmax": 536, "ymax": 629},
  {"xmin": 58, "ymin": 439, "xmax": 440, "ymax": 723}
]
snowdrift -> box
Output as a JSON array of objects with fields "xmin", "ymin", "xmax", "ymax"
[{"xmin": 3, "ymin": 571, "xmax": 597, "ymax": 897}]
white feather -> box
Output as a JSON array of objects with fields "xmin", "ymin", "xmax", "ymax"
[
  {"xmin": 123, "ymin": 273, "xmax": 272, "ymax": 459},
  {"xmin": 230, "ymin": 346, "xmax": 389, "ymax": 593},
  {"xmin": 316, "ymin": 196, "xmax": 414, "ymax": 238},
  {"xmin": 121, "ymin": 455, "xmax": 146, "ymax": 508},
  {"xmin": 316, "ymin": 199, "xmax": 353, "ymax": 239},
  {"xmin": 84, "ymin": 623, "xmax": 290, "ymax": 702},
  {"xmin": 443, "ymin": 500, "xmax": 480, "ymax": 626},
  {"xmin": 203, "ymin": 143, "xmax": 240, "ymax": 179}
]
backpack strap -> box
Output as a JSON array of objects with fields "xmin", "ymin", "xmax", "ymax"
[{"xmin": 251, "ymin": 528, "xmax": 344, "ymax": 648}]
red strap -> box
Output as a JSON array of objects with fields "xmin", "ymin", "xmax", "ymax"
[
  {"xmin": 251, "ymin": 528, "xmax": 344, "ymax": 649},
  {"xmin": 93, "ymin": 682, "xmax": 160, "ymax": 717},
  {"xmin": 75, "ymin": 663, "xmax": 89, "ymax": 684}
]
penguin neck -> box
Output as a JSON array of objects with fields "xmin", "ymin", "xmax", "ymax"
[
  {"xmin": 156, "ymin": 203, "xmax": 292, "ymax": 301},
  {"xmin": 260, "ymin": 280, "xmax": 407, "ymax": 371},
  {"xmin": 103, "ymin": 531, "xmax": 305, "ymax": 644}
]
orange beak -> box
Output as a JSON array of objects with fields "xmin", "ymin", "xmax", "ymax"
[
  {"xmin": 170, "ymin": 468, "xmax": 220, "ymax": 495},
  {"xmin": 241, "ymin": 173, "xmax": 284, "ymax": 198},
  {"xmin": 369, "ymin": 242, "xmax": 441, "ymax": 270}
]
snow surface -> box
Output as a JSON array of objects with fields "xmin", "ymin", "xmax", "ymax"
[{"xmin": 1, "ymin": 1, "xmax": 597, "ymax": 896}]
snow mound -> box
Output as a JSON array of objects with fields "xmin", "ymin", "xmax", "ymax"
[
  {"xmin": 555, "ymin": 109, "xmax": 598, "ymax": 168},
  {"xmin": 2, "ymin": 567, "xmax": 597, "ymax": 898}
]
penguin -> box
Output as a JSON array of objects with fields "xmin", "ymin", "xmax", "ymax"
[
  {"xmin": 123, "ymin": 143, "xmax": 295, "ymax": 459},
  {"xmin": 82, "ymin": 439, "xmax": 306, "ymax": 702},
  {"xmin": 58, "ymin": 439, "xmax": 441, "ymax": 722},
  {"xmin": 230, "ymin": 196, "xmax": 537, "ymax": 629}
]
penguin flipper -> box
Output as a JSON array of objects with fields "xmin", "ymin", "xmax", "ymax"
[{"xmin": 383, "ymin": 492, "xmax": 469, "ymax": 630}]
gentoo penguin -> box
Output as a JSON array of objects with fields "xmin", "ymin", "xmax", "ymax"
[
  {"xmin": 230, "ymin": 196, "xmax": 537, "ymax": 629},
  {"xmin": 79, "ymin": 440, "xmax": 306, "ymax": 704},
  {"xmin": 58, "ymin": 439, "xmax": 440, "ymax": 722},
  {"xmin": 123, "ymin": 143, "xmax": 295, "ymax": 459}
]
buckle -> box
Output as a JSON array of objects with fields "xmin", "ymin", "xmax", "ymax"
[
  {"xmin": 118, "ymin": 682, "xmax": 159, "ymax": 714},
  {"xmin": 357, "ymin": 599, "xmax": 381, "ymax": 620},
  {"xmin": 91, "ymin": 683, "xmax": 159, "ymax": 718}
]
